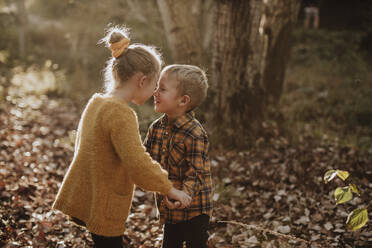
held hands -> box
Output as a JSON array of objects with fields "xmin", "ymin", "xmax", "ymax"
[
  {"xmin": 164, "ymin": 196, "xmax": 181, "ymax": 210},
  {"xmin": 167, "ymin": 187, "xmax": 191, "ymax": 209}
]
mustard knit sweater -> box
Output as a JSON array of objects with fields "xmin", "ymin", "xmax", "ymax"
[{"xmin": 52, "ymin": 93, "xmax": 173, "ymax": 237}]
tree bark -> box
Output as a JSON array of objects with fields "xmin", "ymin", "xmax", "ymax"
[
  {"xmin": 156, "ymin": 0, "xmax": 202, "ymax": 65},
  {"xmin": 261, "ymin": 0, "xmax": 301, "ymax": 104},
  {"xmin": 209, "ymin": 0, "xmax": 266, "ymax": 148}
]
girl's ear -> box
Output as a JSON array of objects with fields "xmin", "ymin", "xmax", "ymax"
[
  {"xmin": 179, "ymin": 95, "xmax": 191, "ymax": 107},
  {"xmin": 138, "ymin": 74, "xmax": 147, "ymax": 88}
]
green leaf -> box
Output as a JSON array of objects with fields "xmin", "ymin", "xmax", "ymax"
[
  {"xmin": 324, "ymin": 170, "xmax": 337, "ymax": 184},
  {"xmin": 336, "ymin": 170, "xmax": 350, "ymax": 181},
  {"xmin": 334, "ymin": 186, "xmax": 353, "ymax": 205},
  {"xmin": 346, "ymin": 208, "xmax": 369, "ymax": 231},
  {"xmin": 349, "ymin": 183, "xmax": 360, "ymax": 196}
]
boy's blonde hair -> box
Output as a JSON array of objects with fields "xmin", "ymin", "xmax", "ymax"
[
  {"xmin": 100, "ymin": 26, "xmax": 163, "ymax": 93},
  {"xmin": 163, "ymin": 64, "xmax": 208, "ymax": 111}
]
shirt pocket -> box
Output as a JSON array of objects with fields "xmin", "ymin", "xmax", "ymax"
[
  {"xmin": 105, "ymin": 193, "xmax": 132, "ymax": 221},
  {"xmin": 168, "ymin": 141, "xmax": 186, "ymax": 169}
]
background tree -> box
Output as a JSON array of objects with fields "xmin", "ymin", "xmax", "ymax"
[
  {"xmin": 261, "ymin": 0, "xmax": 301, "ymax": 104},
  {"xmin": 157, "ymin": 0, "xmax": 300, "ymax": 147},
  {"xmin": 156, "ymin": 0, "xmax": 214, "ymax": 66},
  {"xmin": 15, "ymin": 0, "xmax": 28, "ymax": 58},
  {"xmin": 209, "ymin": 0, "xmax": 266, "ymax": 147}
]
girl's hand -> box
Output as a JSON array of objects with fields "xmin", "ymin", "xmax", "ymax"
[
  {"xmin": 164, "ymin": 196, "xmax": 181, "ymax": 209},
  {"xmin": 167, "ymin": 187, "xmax": 191, "ymax": 208}
]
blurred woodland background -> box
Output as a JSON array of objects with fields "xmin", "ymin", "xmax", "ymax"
[{"xmin": 1, "ymin": 0, "xmax": 372, "ymax": 247}]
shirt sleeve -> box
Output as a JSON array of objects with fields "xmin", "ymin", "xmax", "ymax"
[
  {"xmin": 103, "ymin": 105, "xmax": 173, "ymax": 195},
  {"xmin": 183, "ymin": 132, "xmax": 209, "ymax": 198}
]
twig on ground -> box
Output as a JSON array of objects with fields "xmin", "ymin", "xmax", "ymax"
[{"xmin": 218, "ymin": 220, "xmax": 310, "ymax": 244}]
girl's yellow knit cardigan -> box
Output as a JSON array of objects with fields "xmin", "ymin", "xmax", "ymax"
[{"xmin": 52, "ymin": 94, "xmax": 172, "ymax": 237}]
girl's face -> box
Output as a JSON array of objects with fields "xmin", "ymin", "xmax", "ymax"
[{"xmin": 132, "ymin": 72, "xmax": 159, "ymax": 105}]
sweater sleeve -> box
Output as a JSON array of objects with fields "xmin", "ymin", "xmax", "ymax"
[
  {"xmin": 103, "ymin": 104, "xmax": 172, "ymax": 195},
  {"xmin": 74, "ymin": 118, "xmax": 82, "ymax": 153}
]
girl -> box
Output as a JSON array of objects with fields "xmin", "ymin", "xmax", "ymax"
[{"xmin": 52, "ymin": 26, "xmax": 191, "ymax": 248}]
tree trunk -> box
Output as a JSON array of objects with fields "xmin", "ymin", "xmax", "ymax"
[
  {"xmin": 261, "ymin": 0, "xmax": 301, "ymax": 104},
  {"xmin": 15, "ymin": 0, "xmax": 28, "ymax": 58},
  {"xmin": 156, "ymin": 0, "xmax": 202, "ymax": 65},
  {"xmin": 208, "ymin": 0, "xmax": 266, "ymax": 148},
  {"xmin": 197, "ymin": 0, "xmax": 215, "ymax": 59}
]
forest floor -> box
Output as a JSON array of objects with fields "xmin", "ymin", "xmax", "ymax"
[{"xmin": 1, "ymin": 76, "xmax": 372, "ymax": 248}]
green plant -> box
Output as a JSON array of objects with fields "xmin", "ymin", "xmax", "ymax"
[{"xmin": 324, "ymin": 169, "xmax": 370, "ymax": 231}]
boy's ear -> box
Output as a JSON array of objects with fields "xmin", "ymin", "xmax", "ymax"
[{"xmin": 179, "ymin": 95, "xmax": 191, "ymax": 107}]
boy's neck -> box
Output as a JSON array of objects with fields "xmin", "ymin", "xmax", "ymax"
[{"xmin": 166, "ymin": 110, "xmax": 188, "ymax": 122}]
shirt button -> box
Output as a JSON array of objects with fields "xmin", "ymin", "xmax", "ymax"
[{"xmin": 165, "ymin": 131, "xmax": 168, "ymax": 135}]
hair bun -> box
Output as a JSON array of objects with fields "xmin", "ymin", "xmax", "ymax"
[{"xmin": 109, "ymin": 33, "xmax": 130, "ymax": 58}]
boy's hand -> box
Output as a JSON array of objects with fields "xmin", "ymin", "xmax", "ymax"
[
  {"xmin": 164, "ymin": 196, "xmax": 181, "ymax": 209},
  {"xmin": 167, "ymin": 187, "xmax": 191, "ymax": 208}
]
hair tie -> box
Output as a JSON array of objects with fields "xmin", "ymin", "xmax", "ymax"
[{"xmin": 110, "ymin": 37, "xmax": 130, "ymax": 58}]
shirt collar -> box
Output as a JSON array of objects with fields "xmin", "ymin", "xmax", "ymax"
[{"xmin": 160, "ymin": 111, "xmax": 195, "ymax": 129}]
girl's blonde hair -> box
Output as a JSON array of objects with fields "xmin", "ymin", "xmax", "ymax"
[
  {"xmin": 100, "ymin": 26, "xmax": 163, "ymax": 93},
  {"xmin": 162, "ymin": 64, "xmax": 208, "ymax": 111}
]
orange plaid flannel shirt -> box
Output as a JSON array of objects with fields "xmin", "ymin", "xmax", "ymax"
[{"xmin": 144, "ymin": 112, "xmax": 213, "ymax": 224}]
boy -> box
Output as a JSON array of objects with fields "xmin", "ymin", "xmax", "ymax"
[{"xmin": 144, "ymin": 64, "xmax": 213, "ymax": 248}]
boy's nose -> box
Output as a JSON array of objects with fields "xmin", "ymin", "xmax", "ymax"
[{"xmin": 153, "ymin": 89, "xmax": 159, "ymax": 96}]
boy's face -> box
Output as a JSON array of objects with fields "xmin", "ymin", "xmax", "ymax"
[{"xmin": 153, "ymin": 72, "xmax": 184, "ymax": 116}]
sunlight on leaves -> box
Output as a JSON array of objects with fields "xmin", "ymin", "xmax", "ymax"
[
  {"xmin": 324, "ymin": 169, "xmax": 337, "ymax": 184},
  {"xmin": 346, "ymin": 208, "xmax": 368, "ymax": 231},
  {"xmin": 9, "ymin": 65, "xmax": 60, "ymax": 97},
  {"xmin": 334, "ymin": 186, "xmax": 353, "ymax": 205},
  {"xmin": 336, "ymin": 170, "xmax": 349, "ymax": 181},
  {"xmin": 349, "ymin": 183, "xmax": 360, "ymax": 196},
  {"xmin": 324, "ymin": 169, "xmax": 349, "ymax": 183},
  {"xmin": 0, "ymin": 50, "xmax": 9, "ymax": 64}
]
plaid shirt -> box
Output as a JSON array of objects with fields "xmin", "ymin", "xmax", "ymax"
[{"xmin": 144, "ymin": 112, "xmax": 213, "ymax": 224}]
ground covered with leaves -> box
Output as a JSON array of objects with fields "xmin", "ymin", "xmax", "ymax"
[{"xmin": 1, "ymin": 86, "xmax": 372, "ymax": 247}]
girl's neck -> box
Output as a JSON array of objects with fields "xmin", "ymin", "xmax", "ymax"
[{"xmin": 109, "ymin": 86, "xmax": 134, "ymax": 103}]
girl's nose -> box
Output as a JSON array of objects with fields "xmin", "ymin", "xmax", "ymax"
[{"xmin": 153, "ymin": 89, "xmax": 159, "ymax": 96}]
